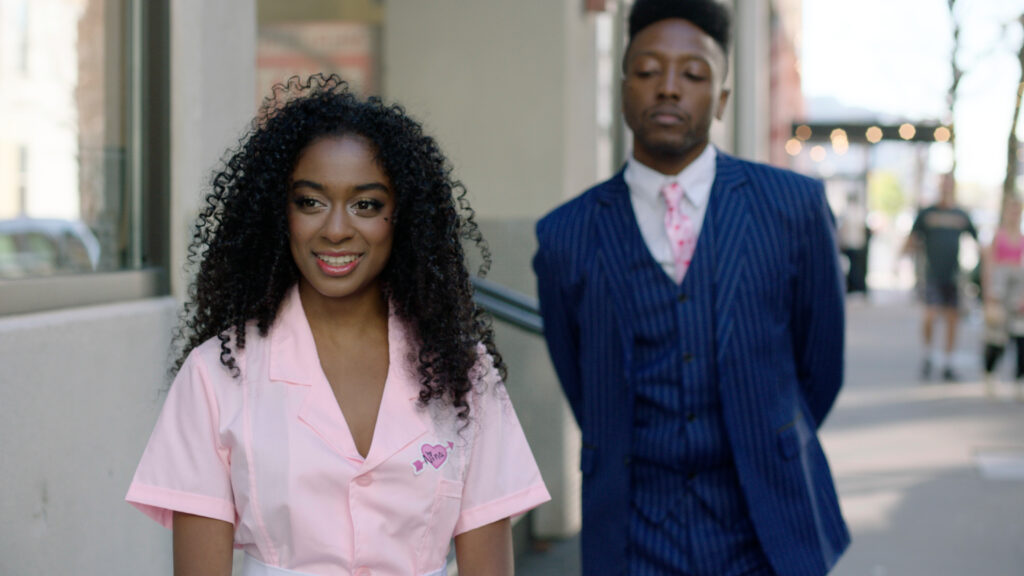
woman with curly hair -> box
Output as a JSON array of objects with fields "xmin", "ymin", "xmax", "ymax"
[{"xmin": 126, "ymin": 75, "xmax": 549, "ymax": 576}]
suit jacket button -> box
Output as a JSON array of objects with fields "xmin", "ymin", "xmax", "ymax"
[
  {"xmin": 677, "ymin": 293, "xmax": 689, "ymax": 302},
  {"xmin": 686, "ymin": 413, "xmax": 696, "ymax": 422},
  {"xmin": 687, "ymin": 472, "xmax": 697, "ymax": 481},
  {"xmin": 623, "ymin": 456, "xmax": 632, "ymax": 465},
  {"xmin": 684, "ymin": 353, "xmax": 694, "ymax": 363}
]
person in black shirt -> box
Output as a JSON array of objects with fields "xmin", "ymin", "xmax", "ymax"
[{"xmin": 906, "ymin": 173, "xmax": 978, "ymax": 381}]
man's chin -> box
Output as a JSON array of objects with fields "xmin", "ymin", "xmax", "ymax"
[{"xmin": 640, "ymin": 138, "xmax": 699, "ymax": 160}]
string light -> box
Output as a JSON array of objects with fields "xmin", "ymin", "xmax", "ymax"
[{"xmin": 899, "ymin": 123, "xmax": 916, "ymax": 140}]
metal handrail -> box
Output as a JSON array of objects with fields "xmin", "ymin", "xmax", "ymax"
[{"xmin": 471, "ymin": 276, "xmax": 543, "ymax": 335}]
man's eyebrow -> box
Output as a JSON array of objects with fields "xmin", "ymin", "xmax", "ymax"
[{"xmin": 631, "ymin": 49, "xmax": 711, "ymax": 63}]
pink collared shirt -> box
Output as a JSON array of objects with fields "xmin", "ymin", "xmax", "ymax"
[{"xmin": 126, "ymin": 286, "xmax": 550, "ymax": 576}]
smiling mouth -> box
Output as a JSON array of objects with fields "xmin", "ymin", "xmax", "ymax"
[
  {"xmin": 315, "ymin": 253, "xmax": 361, "ymax": 276},
  {"xmin": 317, "ymin": 253, "xmax": 359, "ymax": 266}
]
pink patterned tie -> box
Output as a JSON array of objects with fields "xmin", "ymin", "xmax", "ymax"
[{"xmin": 661, "ymin": 181, "xmax": 696, "ymax": 284}]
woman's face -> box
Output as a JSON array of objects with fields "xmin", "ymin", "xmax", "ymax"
[{"xmin": 287, "ymin": 135, "xmax": 395, "ymax": 305}]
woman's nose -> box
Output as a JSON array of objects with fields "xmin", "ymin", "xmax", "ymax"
[{"xmin": 321, "ymin": 205, "xmax": 353, "ymax": 242}]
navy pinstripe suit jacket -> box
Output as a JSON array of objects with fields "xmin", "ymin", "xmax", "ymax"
[{"xmin": 533, "ymin": 152, "xmax": 850, "ymax": 576}]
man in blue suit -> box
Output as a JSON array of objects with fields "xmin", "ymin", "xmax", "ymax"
[{"xmin": 533, "ymin": 1, "xmax": 849, "ymax": 574}]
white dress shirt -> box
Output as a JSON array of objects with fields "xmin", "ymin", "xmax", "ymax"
[{"xmin": 624, "ymin": 144, "xmax": 718, "ymax": 280}]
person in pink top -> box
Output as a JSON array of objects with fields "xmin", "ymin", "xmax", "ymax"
[
  {"xmin": 126, "ymin": 74, "xmax": 550, "ymax": 576},
  {"xmin": 981, "ymin": 195, "xmax": 1024, "ymax": 401}
]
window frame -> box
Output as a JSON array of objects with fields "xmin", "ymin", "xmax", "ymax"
[{"xmin": 0, "ymin": 0, "xmax": 169, "ymax": 317}]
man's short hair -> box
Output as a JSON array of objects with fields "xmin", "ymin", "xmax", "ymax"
[{"xmin": 627, "ymin": 0, "xmax": 732, "ymax": 59}]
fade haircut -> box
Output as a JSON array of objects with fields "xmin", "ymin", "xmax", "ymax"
[{"xmin": 627, "ymin": 0, "xmax": 732, "ymax": 61}]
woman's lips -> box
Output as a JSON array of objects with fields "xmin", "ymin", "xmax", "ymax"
[{"xmin": 315, "ymin": 252, "xmax": 361, "ymax": 276}]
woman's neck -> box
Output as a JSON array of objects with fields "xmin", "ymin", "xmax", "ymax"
[{"xmin": 297, "ymin": 281, "xmax": 389, "ymax": 341}]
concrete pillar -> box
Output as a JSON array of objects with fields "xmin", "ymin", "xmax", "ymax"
[
  {"xmin": 729, "ymin": 0, "xmax": 772, "ymax": 162},
  {"xmin": 170, "ymin": 0, "xmax": 257, "ymax": 300},
  {"xmin": 383, "ymin": 0, "xmax": 597, "ymax": 539}
]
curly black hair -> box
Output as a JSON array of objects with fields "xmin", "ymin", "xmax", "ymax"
[{"xmin": 175, "ymin": 74, "xmax": 505, "ymax": 421}]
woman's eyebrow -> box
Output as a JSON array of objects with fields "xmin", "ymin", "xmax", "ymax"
[
  {"xmin": 354, "ymin": 182, "xmax": 391, "ymax": 194},
  {"xmin": 290, "ymin": 179, "xmax": 323, "ymax": 191},
  {"xmin": 289, "ymin": 180, "xmax": 390, "ymax": 194}
]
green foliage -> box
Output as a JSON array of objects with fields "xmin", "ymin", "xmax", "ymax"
[{"xmin": 868, "ymin": 171, "xmax": 905, "ymax": 217}]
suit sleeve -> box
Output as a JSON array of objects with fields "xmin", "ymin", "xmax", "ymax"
[
  {"xmin": 533, "ymin": 220, "xmax": 584, "ymax": 427},
  {"xmin": 792, "ymin": 182, "xmax": 845, "ymax": 428}
]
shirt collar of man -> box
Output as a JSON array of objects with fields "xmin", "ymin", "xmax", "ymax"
[{"xmin": 625, "ymin": 144, "xmax": 717, "ymax": 209}]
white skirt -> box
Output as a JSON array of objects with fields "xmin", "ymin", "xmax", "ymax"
[{"xmin": 241, "ymin": 553, "xmax": 447, "ymax": 576}]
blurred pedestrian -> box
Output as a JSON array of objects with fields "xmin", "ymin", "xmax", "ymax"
[
  {"xmin": 533, "ymin": 1, "xmax": 848, "ymax": 574},
  {"xmin": 838, "ymin": 189, "xmax": 870, "ymax": 295},
  {"xmin": 125, "ymin": 75, "xmax": 549, "ymax": 576},
  {"xmin": 904, "ymin": 173, "xmax": 979, "ymax": 382},
  {"xmin": 981, "ymin": 195, "xmax": 1024, "ymax": 401}
]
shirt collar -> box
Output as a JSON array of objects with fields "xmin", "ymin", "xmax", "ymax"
[
  {"xmin": 269, "ymin": 284, "xmax": 417, "ymax": 399},
  {"xmin": 624, "ymin": 144, "xmax": 717, "ymax": 208}
]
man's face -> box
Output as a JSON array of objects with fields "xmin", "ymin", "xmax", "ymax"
[
  {"xmin": 938, "ymin": 173, "xmax": 956, "ymax": 207},
  {"xmin": 622, "ymin": 18, "xmax": 730, "ymax": 173}
]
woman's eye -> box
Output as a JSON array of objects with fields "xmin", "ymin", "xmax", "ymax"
[
  {"xmin": 351, "ymin": 199, "xmax": 384, "ymax": 213},
  {"xmin": 292, "ymin": 197, "xmax": 321, "ymax": 210}
]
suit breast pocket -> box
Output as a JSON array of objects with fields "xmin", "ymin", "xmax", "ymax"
[{"xmin": 415, "ymin": 478, "xmax": 464, "ymax": 574}]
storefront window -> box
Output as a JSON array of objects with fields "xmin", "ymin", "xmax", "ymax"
[{"xmin": 0, "ymin": 0, "xmax": 130, "ymax": 279}]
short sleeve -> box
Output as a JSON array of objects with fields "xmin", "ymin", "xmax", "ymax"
[
  {"xmin": 965, "ymin": 210, "xmax": 979, "ymax": 239},
  {"xmin": 910, "ymin": 210, "xmax": 923, "ymax": 235},
  {"xmin": 125, "ymin": 349, "xmax": 236, "ymax": 529},
  {"xmin": 453, "ymin": 350, "xmax": 551, "ymax": 536}
]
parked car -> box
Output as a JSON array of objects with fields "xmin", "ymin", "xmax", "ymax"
[{"xmin": 0, "ymin": 217, "xmax": 101, "ymax": 278}]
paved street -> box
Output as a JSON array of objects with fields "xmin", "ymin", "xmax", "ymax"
[{"xmin": 516, "ymin": 290, "xmax": 1024, "ymax": 575}]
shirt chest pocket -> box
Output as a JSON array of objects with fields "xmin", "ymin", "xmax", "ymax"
[{"xmin": 415, "ymin": 478, "xmax": 464, "ymax": 574}]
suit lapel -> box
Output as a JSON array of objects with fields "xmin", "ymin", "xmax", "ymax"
[
  {"xmin": 593, "ymin": 171, "xmax": 646, "ymax": 356},
  {"xmin": 593, "ymin": 157, "xmax": 752, "ymax": 368},
  {"xmin": 709, "ymin": 153, "xmax": 752, "ymax": 359}
]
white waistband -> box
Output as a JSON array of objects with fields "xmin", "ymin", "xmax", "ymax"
[
  {"xmin": 241, "ymin": 553, "xmax": 447, "ymax": 576},
  {"xmin": 241, "ymin": 554, "xmax": 315, "ymax": 576}
]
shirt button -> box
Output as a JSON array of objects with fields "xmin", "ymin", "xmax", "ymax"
[
  {"xmin": 354, "ymin": 568, "xmax": 372, "ymax": 576},
  {"xmin": 355, "ymin": 474, "xmax": 373, "ymax": 487},
  {"xmin": 677, "ymin": 293, "xmax": 689, "ymax": 302}
]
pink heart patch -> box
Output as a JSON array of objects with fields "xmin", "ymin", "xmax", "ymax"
[{"xmin": 421, "ymin": 444, "xmax": 448, "ymax": 469}]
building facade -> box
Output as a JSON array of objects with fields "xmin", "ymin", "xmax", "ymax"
[{"xmin": 0, "ymin": 1, "xmax": 798, "ymax": 573}]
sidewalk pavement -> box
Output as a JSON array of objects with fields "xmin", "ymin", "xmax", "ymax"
[{"xmin": 515, "ymin": 289, "xmax": 1024, "ymax": 575}]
